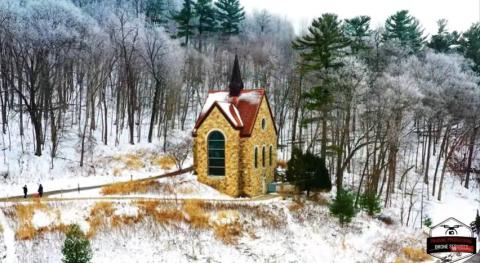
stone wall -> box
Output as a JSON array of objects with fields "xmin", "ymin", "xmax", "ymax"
[
  {"xmin": 239, "ymin": 98, "xmax": 277, "ymax": 197},
  {"xmin": 194, "ymin": 107, "xmax": 241, "ymax": 196}
]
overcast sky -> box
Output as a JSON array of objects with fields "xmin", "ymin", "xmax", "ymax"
[{"xmin": 241, "ymin": 0, "xmax": 480, "ymax": 36}]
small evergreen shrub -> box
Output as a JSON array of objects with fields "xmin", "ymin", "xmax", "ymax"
[
  {"xmin": 423, "ymin": 216, "xmax": 432, "ymax": 228},
  {"xmin": 359, "ymin": 192, "xmax": 382, "ymax": 216},
  {"xmin": 329, "ymin": 189, "xmax": 357, "ymax": 226},
  {"xmin": 286, "ymin": 147, "xmax": 332, "ymax": 196},
  {"xmin": 62, "ymin": 224, "xmax": 92, "ymax": 263}
]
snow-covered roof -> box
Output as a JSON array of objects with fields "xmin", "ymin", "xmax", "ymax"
[{"xmin": 194, "ymin": 89, "xmax": 276, "ymax": 137}]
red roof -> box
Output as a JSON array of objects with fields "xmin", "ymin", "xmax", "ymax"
[{"xmin": 193, "ymin": 89, "xmax": 277, "ymax": 137}]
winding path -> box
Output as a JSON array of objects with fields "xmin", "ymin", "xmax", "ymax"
[{"xmin": 0, "ymin": 167, "xmax": 193, "ymax": 202}]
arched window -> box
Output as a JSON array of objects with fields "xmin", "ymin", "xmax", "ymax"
[
  {"xmin": 261, "ymin": 118, "xmax": 266, "ymax": 130},
  {"xmin": 208, "ymin": 131, "xmax": 225, "ymax": 176},
  {"xmin": 254, "ymin": 147, "xmax": 258, "ymax": 168},
  {"xmin": 262, "ymin": 146, "xmax": 266, "ymax": 167},
  {"xmin": 269, "ymin": 145, "xmax": 273, "ymax": 166}
]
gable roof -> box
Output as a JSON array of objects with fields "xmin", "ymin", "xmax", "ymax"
[{"xmin": 193, "ymin": 89, "xmax": 277, "ymax": 137}]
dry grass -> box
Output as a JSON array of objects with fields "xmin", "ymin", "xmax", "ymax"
[
  {"xmin": 212, "ymin": 210, "xmax": 243, "ymax": 245},
  {"xmin": 214, "ymin": 221, "xmax": 243, "ymax": 244},
  {"xmin": 0, "ymin": 223, "xmax": 3, "ymax": 233},
  {"xmin": 288, "ymin": 201, "xmax": 305, "ymax": 212},
  {"xmin": 184, "ymin": 200, "xmax": 209, "ymax": 229},
  {"xmin": 112, "ymin": 167, "xmax": 122, "ymax": 176},
  {"xmin": 101, "ymin": 180, "xmax": 161, "ymax": 195},
  {"xmin": 122, "ymin": 154, "xmax": 144, "ymax": 169},
  {"xmin": 393, "ymin": 259, "xmax": 408, "ymax": 263},
  {"xmin": 13, "ymin": 201, "xmax": 50, "ymax": 240},
  {"xmin": 111, "ymin": 214, "xmax": 144, "ymax": 228},
  {"xmin": 402, "ymin": 247, "xmax": 430, "ymax": 262},
  {"xmin": 135, "ymin": 200, "xmax": 184, "ymax": 225},
  {"xmin": 309, "ymin": 193, "xmax": 329, "ymax": 206},
  {"xmin": 86, "ymin": 202, "xmax": 115, "ymax": 238},
  {"xmin": 151, "ymin": 155, "xmax": 175, "ymax": 169}
]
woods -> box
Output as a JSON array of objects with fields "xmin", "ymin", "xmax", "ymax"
[{"xmin": 0, "ymin": 0, "xmax": 479, "ymax": 229}]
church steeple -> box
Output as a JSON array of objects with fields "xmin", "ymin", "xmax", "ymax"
[{"xmin": 229, "ymin": 54, "xmax": 244, "ymax": 97}]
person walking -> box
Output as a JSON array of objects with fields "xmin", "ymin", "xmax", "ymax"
[
  {"xmin": 23, "ymin": 185, "xmax": 28, "ymax": 198},
  {"xmin": 38, "ymin": 184, "xmax": 43, "ymax": 198}
]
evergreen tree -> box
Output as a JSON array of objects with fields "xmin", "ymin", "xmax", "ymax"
[
  {"xmin": 358, "ymin": 191, "xmax": 381, "ymax": 216},
  {"xmin": 428, "ymin": 19, "xmax": 459, "ymax": 53},
  {"xmin": 292, "ymin": 13, "xmax": 349, "ymax": 160},
  {"xmin": 194, "ymin": 0, "xmax": 217, "ymax": 50},
  {"xmin": 286, "ymin": 147, "xmax": 331, "ymax": 196},
  {"xmin": 215, "ymin": 0, "xmax": 245, "ymax": 35},
  {"xmin": 344, "ymin": 15, "xmax": 371, "ymax": 54},
  {"xmin": 173, "ymin": 0, "xmax": 196, "ymax": 46},
  {"xmin": 329, "ymin": 189, "xmax": 357, "ymax": 226},
  {"xmin": 145, "ymin": 0, "xmax": 168, "ymax": 25},
  {"xmin": 384, "ymin": 10, "xmax": 425, "ymax": 53},
  {"xmin": 459, "ymin": 23, "xmax": 480, "ymax": 73},
  {"xmin": 62, "ymin": 224, "xmax": 92, "ymax": 263},
  {"xmin": 286, "ymin": 147, "xmax": 306, "ymax": 183}
]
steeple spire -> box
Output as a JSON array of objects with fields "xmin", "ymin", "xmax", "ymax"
[{"xmin": 229, "ymin": 54, "xmax": 244, "ymax": 97}]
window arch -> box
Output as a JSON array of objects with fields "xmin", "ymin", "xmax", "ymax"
[
  {"xmin": 269, "ymin": 145, "xmax": 273, "ymax": 166},
  {"xmin": 254, "ymin": 147, "xmax": 258, "ymax": 168},
  {"xmin": 208, "ymin": 131, "xmax": 225, "ymax": 176},
  {"xmin": 261, "ymin": 118, "xmax": 266, "ymax": 130},
  {"xmin": 262, "ymin": 146, "xmax": 266, "ymax": 167}
]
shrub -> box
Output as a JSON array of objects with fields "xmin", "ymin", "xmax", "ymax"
[
  {"xmin": 62, "ymin": 224, "xmax": 92, "ymax": 263},
  {"xmin": 286, "ymin": 147, "xmax": 331, "ymax": 196},
  {"xmin": 329, "ymin": 189, "xmax": 357, "ymax": 226},
  {"xmin": 359, "ymin": 192, "xmax": 382, "ymax": 216},
  {"xmin": 423, "ymin": 216, "xmax": 432, "ymax": 228}
]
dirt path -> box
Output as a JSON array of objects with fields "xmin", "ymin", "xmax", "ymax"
[
  {"xmin": 0, "ymin": 167, "xmax": 193, "ymax": 202},
  {"xmin": 0, "ymin": 209, "xmax": 17, "ymax": 263}
]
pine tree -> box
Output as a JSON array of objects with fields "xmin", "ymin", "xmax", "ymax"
[
  {"xmin": 292, "ymin": 13, "xmax": 349, "ymax": 160},
  {"xmin": 459, "ymin": 23, "xmax": 480, "ymax": 73},
  {"xmin": 173, "ymin": 0, "xmax": 196, "ymax": 46},
  {"xmin": 145, "ymin": 0, "xmax": 168, "ymax": 25},
  {"xmin": 286, "ymin": 148, "xmax": 331, "ymax": 196},
  {"xmin": 215, "ymin": 0, "xmax": 245, "ymax": 35},
  {"xmin": 62, "ymin": 224, "xmax": 92, "ymax": 263},
  {"xmin": 344, "ymin": 15, "xmax": 371, "ymax": 54},
  {"xmin": 428, "ymin": 19, "xmax": 459, "ymax": 53},
  {"xmin": 329, "ymin": 189, "xmax": 357, "ymax": 226},
  {"xmin": 194, "ymin": 0, "xmax": 217, "ymax": 51},
  {"xmin": 358, "ymin": 191, "xmax": 381, "ymax": 216},
  {"xmin": 384, "ymin": 10, "xmax": 425, "ymax": 53}
]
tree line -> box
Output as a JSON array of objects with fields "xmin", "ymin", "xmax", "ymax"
[{"xmin": 0, "ymin": 0, "xmax": 479, "ymax": 228}]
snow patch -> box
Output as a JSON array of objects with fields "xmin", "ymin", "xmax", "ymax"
[{"xmin": 32, "ymin": 210, "xmax": 55, "ymax": 229}]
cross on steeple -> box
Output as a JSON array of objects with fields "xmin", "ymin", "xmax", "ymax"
[{"xmin": 229, "ymin": 54, "xmax": 244, "ymax": 97}]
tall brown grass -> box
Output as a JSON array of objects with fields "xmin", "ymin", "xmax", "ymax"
[
  {"xmin": 101, "ymin": 180, "xmax": 161, "ymax": 195},
  {"xmin": 183, "ymin": 200, "xmax": 209, "ymax": 229},
  {"xmin": 151, "ymin": 155, "xmax": 175, "ymax": 169},
  {"xmin": 402, "ymin": 247, "xmax": 430, "ymax": 262}
]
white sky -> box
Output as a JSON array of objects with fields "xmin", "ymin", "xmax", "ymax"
[{"xmin": 241, "ymin": 0, "xmax": 480, "ymax": 36}]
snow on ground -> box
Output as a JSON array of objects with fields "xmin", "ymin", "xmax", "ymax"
[
  {"xmin": 0, "ymin": 208, "xmax": 17, "ymax": 263},
  {"xmin": 0, "ymin": 198, "xmax": 429, "ymax": 263}
]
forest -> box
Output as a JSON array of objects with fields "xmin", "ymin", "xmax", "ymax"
[{"xmin": 0, "ymin": 0, "xmax": 479, "ymax": 229}]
